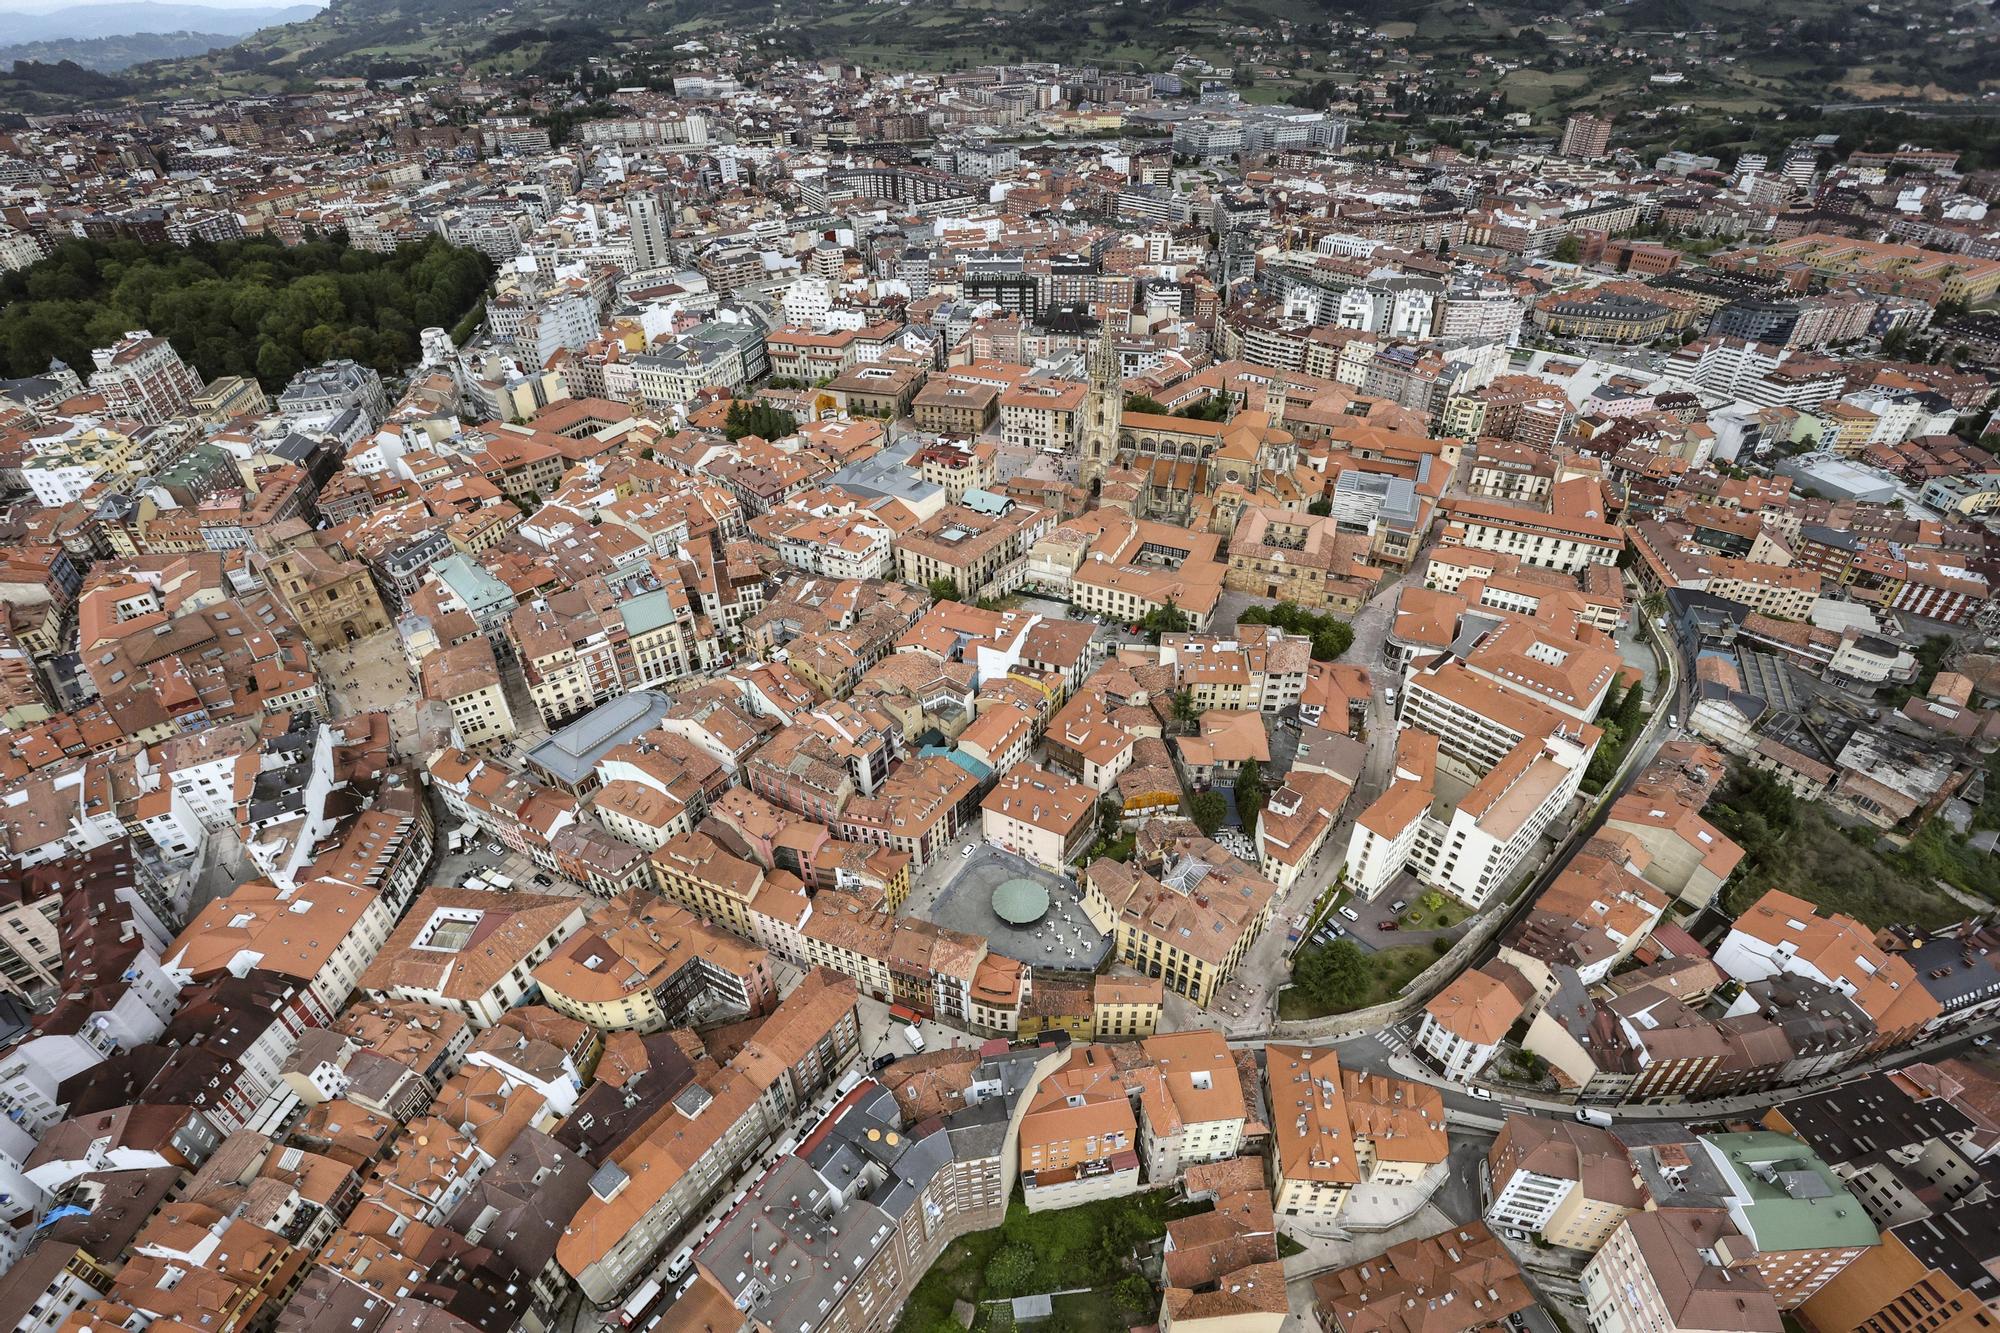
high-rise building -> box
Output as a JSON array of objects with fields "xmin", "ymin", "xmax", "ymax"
[
  {"xmin": 625, "ymin": 190, "xmax": 670, "ymax": 274},
  {"xmin": 1559, "ymin": 113, "xmax": 1613, "ymax": 161},
  {"xmin": 86, "ymin": 330, "xmax": 203, "ymax": 425}
]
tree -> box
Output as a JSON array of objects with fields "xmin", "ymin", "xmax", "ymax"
[
  {"xmin": 1189, "ymin": 790, "xmax": 1229, "ymax": 836},
  {"xmin": 1142, "ymin": 605, "xmax": 1192, "ymax": 641},
  {"xmin": 1098, "ymin": 1209, "xmax": 1144, "ymax": 1270},
  {"xmin": 1171, "ymin": 688, "xmax": 1200, "ymax": 728},
  {"xmin": 723, "ymin": 400, "xmax": 798, "ymax": 442},
  {"xmin": 987, "ymin": 1244, "xmax": 1037, "ymax": 1296},
  {"xmin": 1596, "ymin": 679, "xmax": 1626, "ymax": 722},
  {"xmin": 1584, "ymin": 720, "xmax": 1624, "ymax": 787},
  {"xmin": 1913, "ymin": 634, "xmax": 1952, "ymax": 692},
  {"xmin": 1236, "ymin": 759, "xmax": 1267, "ymax": 827},
  {"xmin": 1293, "ymin": 940, "xmax": 1370, "ymax": 1010},
  {"xmin": 1238, "ymin": 600, "xmax": 1353, "ymax": 660},
  {"xmin": 1553, "ymin": 233, "xmax": 1583, "ymax": 264},
  {"xmin": 1310, "ymin": 622, "xmax": 1354, "ymax": 661},
  {"xmin": 1615, "ymin": 680, "xmax": 1645, "ymax": 734},
  {"xmin": 927, "ymin": 577, "xmax": 962, "ymax": 603},
  {"xmin": 1178, "ymin": 395, "xmax": 1230, "ymax": 422},
  {"xmin": 1124, "ymin": 392, "xmax": 1168, "ymax": 415},
  {"xmin": 1113, "ymin": 1275, "xmax": 1155, "ymax": 1315},
  {"xmin": 1, "ymin": 234, "xmax": 491, "ymax": 388},
  {"xmin": 1307, "ymin": 496, "xmax": 1332, "ymax": 516},
  {"xmin": 1097, "ymin": 795, "xmax": 1125, "ymax": 839}
]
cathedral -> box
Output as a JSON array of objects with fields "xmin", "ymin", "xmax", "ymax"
[{"xmin": 1105, "ymin": 375, "xmax": 1315, "ymax": 537}]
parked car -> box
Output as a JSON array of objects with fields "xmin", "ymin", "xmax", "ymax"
[
  {"xmin": 1389, "ymin": 898, "xmax": 1408, "ymax": 912},
  {"xmin": 532, "ymin": 872, "xmax": 554, "ymax": 887},
  {"xmin": 1378, "ymin": 920, "xmax": 1399, "ymax": 931},
  {"xmin": 1338, "ymin": 906, "xmax": 1360, "ymax": 922},
  {"xmin": 1975, "ymin": 1035, "xmax": 1994, "ymax": 1049},
  {"xmin": 960, "ymin": 845, "xmax": 974, "ymax": 858}
]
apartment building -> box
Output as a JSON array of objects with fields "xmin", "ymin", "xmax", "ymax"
[
  {"xmin": 87, "ymin": 331, "xmax": 204, "ymax": 425},
  {"xmin": 531, "ymin": 891, "xmax": 776, "ymax": 1033},
  {"xmin": 1486, "ymin": 1115, "xmax": 1648, "ymax": 1252},
  {"xmin": 1082, "ymin": 834, "xmax": 1277, "ymax": 1008},
  {"xmin": 1415, "ymin": 961, "xmax": 1534, "ymax": 1081},
  {"xmin": 980, "ymin": 765, "xmax": 1096, "ymax": 869},
  {"xmin": 1439, "ymin": 489, "xmax": 1623, "ymax": 574},
  {"xmin": 1019, "ymin": 1044, "xmax": 1142, "ymax": 1211},
  {"xmin": 1582, "ymin": 1209, "xmax": 1784, "ymax": 1333},
  {"xmin": 1314, "ymin": 1221, "xmax": 1533, "ymax": 1333},
  {"xmin": 420, "ymin": 637, "xmax": 517, "ymax": 748},
  {"xmin": 894, "ymin": 498, "xmax": 1048, "ymax": 601},
  {"xmin": 359, "ymin": 888, "xmax": 587, "ymax": 1028},
  {"xmin": 1714, "ymin": 890, "xmax": 1943, "ymax": 1052},
  {"xmin": 1265, "ymin": 1045, "xmax": 1446, "ymax": 1224},
  {"xmin": 1134, "ymin": 1029, "xmax": 1247, "ymax": 1182},
  {"xmin": 691, "ymin": 1051, "xmax": 1032, "ymax": 1333},
  {"xmin": 649, "ymin": 830, "xmax": 813, "ymax": 962},
  {"xmin": 1700, "ymin": 1132, "xmax": 1881, "ymax": 1307},
  {"xmin": 556, "ymin": 970, "xmax": 860, "ymax": 1306},
  {"xmin": 169, "ymin": 877, "xmax": 396, "ymax": 1025},
  {"xmin": 1348, "ymin": 650, "xmax": 1598, "ymax": 909}
]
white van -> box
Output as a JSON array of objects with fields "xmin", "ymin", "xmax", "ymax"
[{"xmin": 903, "ymin": 1024, "xmax": 926, "ymax": 1053}]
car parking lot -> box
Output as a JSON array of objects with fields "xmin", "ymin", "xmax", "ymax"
[{"xmin": 431, "ymin": 829, "xmax": 592, "ymax": 900}]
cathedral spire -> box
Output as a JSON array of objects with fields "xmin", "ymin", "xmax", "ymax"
[{"xmin": 1077, "ymin": 307, "xmax": 1122, "ymax": 491}]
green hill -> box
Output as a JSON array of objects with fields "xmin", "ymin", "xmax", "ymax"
[{"xmin": 7, "ymin": 0, "xmax": 1994, "ymax": 120}]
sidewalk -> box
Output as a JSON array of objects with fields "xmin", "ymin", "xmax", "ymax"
[
  {"xmin": 1279, "ymin": 1202, "xmax": 1454, "ymax": 1281},
  {"xmin": 1337, "ymin": 1160, "xmax": 1449, "ymax": 1233}
]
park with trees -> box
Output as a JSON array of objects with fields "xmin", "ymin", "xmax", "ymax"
[{"xmin": 0, "ymin": 233, "xmax": 492, "ymax": 390}]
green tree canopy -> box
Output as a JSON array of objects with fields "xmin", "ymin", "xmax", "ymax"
[
  {"xmin": 722, "ymin": 400, "xmax": 799, "ymax": 442},
  {"xmin": 1188, "ymin": 790, "xmax": 1229, "ymax": 836},
  {"xmin": 1236, "ymin": 758, "xmax": 1267, "ymax": 828},
  {"xmin": 1294, "ymin": 940, "xmax": 1370, "ymax": 1010},
  {"xmin": 1142, "ymin": 605, "xmax": 1193, "ymax": 641},
  {"xmin": 1237, "ymin": 601, "xmax": 1355, "ymax": 661},
  {"xmin": 0, "ymin": 233, "xmax": 491, "ymax": 389}
]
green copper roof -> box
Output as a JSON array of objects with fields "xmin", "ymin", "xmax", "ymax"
[
  {"xmin": 1702, "ymin": 1131, "xmax": 1879, "ymax": 1253},
  {"xmin": 991, "ymin": 877, "xmax": 1050, "ymax": 926}
]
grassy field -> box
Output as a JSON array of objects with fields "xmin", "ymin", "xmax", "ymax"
[
  {"xmin": 1717, "ymin": 801, "xmax": 1963, "ymax": 929},
  {"xmin": 1278, "ymin": 942, "xmax": 1436, "ymax": 1020},
  {"xmin": 894, "ymin": 1189, "xmax": 1206, "ymax": 1333},
  {"xmin": 1400, "ymin": 891, "xmax": 1471, "ymax": 932}
]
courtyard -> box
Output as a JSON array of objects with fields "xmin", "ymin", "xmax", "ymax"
[{"xmin": 927, "ymin": 844, "xmax": 1109, "ymax": 970}]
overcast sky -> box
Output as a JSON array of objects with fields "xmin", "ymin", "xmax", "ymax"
[{"xmin": 0, "ymin": 0, "xmax": 327, "ymax": 11}]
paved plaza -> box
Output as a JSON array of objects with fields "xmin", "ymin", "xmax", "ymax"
[{"xmin": 928, "ymin": 844, "xmax": 1109, "ymax": 969}]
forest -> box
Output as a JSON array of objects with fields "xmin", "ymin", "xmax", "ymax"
[{"xmin": 0, "ymin": 233, "xmax": 492, "ymax": 390}]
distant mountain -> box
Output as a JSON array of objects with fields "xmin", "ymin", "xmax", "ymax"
[
  {"xmin": 0, "ymin": 30, "xmax": 244, "ymax": 71},
  {"xmin": 0, "ymin": 0, "xmax": 1987, "ymax": 116},
  {"xmin": 0, "ymin": 3, "xmax": 319, "ymax": 44},
  {"xmin": 0, "ymin": 58, "xmax": 132, "ymax": 108}
]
